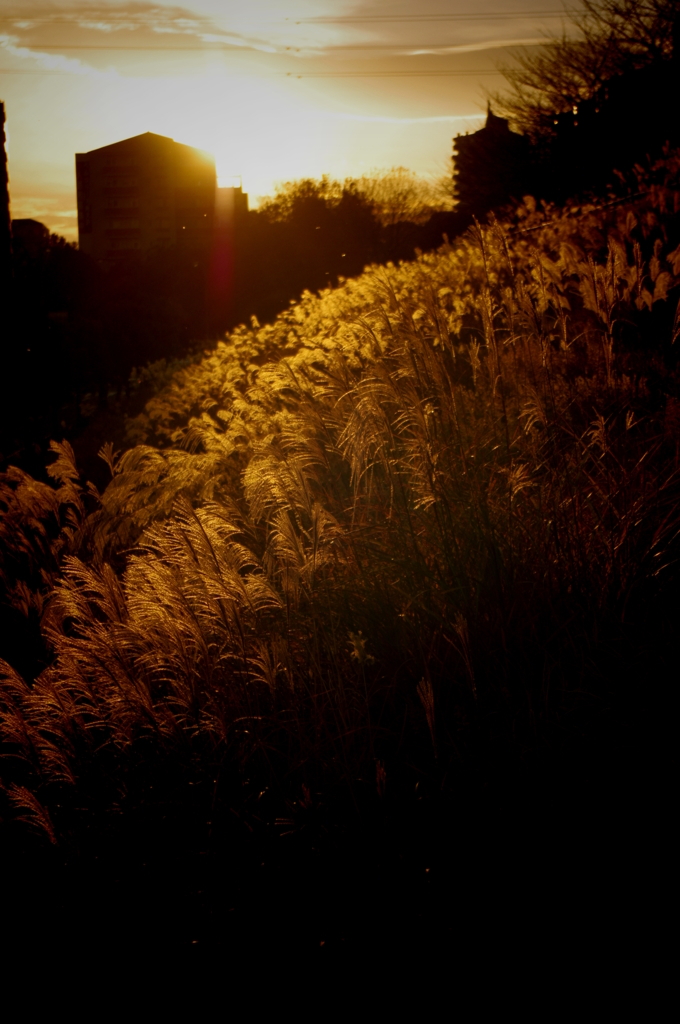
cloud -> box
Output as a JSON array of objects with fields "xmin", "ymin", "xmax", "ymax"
[
  {"xmin": 0, "ymin": 2, "xmax": 276, "ymax": 59},
  {"xmin": 0, "ymin": 34, "xmax": 119, "ymax": 77},
  {"xmin": 405, "ymin": 38, "xmax": 545, "ymax": 56},
  {"xmin": 0, "ymin": 4, "xmax": 552, "ymax": 63}
]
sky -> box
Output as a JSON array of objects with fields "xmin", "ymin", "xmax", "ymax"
[{"xmin": 0, "ymin": 1, "xmax": 577, "ymax": 239}]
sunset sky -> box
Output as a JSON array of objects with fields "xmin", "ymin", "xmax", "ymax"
[{"xmin": 0, "ymin": 1, "xmax": 577, "ymax": 239}]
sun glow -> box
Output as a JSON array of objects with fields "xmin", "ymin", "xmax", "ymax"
[
  {"xmin": 53, "ymin": 65, "xmax": 475, "ymax": 204},
  {"xmin": 172, "ymin": 70, "xmax": 343, "ymax": 198}
]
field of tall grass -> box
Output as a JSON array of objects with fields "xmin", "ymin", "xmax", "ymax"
[{"xmin": 2, "ymin": 153, "xmax": 680, "ymax": 846}]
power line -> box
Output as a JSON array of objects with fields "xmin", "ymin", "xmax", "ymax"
[
  {"xmin": 289, "ymin": 10, "xmax": 572, "ymax": 22},
  {"xmin": 0, "ymin": 67, "xmax": 505, "ymax": 77},
  {"xmin": 284, "ymin": 70, "xmax": 506, "ymax": 77},
  {"xmin": 311, "ymin": 43, "xmax": 543, "ymax": 50},
  {"xmin": 0, "ymin": 43, "xmax": 539, "ymax": 51}
]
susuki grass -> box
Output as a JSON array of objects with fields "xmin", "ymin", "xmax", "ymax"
[{"xmin": 2, "ymin": 153, "xmax": 680, "ymax": 841}]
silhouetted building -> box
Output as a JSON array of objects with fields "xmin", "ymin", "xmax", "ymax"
[
  {"xmin": 75, "ymin": 132, "xmax": 217, "ymax": 261},
  {"xmin": 453, "ymin": 109, "xmax": 533, "ymax": 219},
  {"xmin": 1, "ymin": 101, "xmax": 11, "ymax": 287}
]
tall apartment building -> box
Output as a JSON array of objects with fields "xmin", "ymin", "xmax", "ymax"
[
  {"xmin": 1, "ymin": 102, "xmax": 12, "ymax": 287},
  {"xmin": 75, "ymin": 131, "xmax": 218, "ymax": 260}
]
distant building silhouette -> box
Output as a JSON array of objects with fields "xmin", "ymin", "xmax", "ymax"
[
  {"xmin": 11, "ymin": 218, "xmax": 50, "ymax": 258},
  {"xmin": 217, "ymin": 184, "xmax": 248, "ymax": 221},
  {"xmin": 207, "ymin": 184, "xmax": 249, "ymax": 331},
  {"xmin": 75, "ymin": 132, "xmax": 219, "ymax": 261},
  {"xmin": 453, "ymin": 108, "xmax": 532, "ymax": 220}
]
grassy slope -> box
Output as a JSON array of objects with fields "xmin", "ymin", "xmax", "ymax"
[{"xmin": 1, "ymin": 155, "xmax": 679, "ymax": 884}]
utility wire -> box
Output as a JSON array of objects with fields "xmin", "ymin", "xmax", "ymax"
[
  {"xmin": 289, "ymin": 10, "xmax": 572, "ymax": 22},
  {"xmin": 0, "ymin": 10, "xmax": 573, "ymax": 24},
  {"xmin": 285, "ymin": 71, "xmax": 506, "ymax": 77},
  {"xmin": 0, "ymin": 68, "xmax": 506, "ymax": 77},
  {"xmin": 0, "ymin": 44, "xmax": 542, "ymax": 51}
]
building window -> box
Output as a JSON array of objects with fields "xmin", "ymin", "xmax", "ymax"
[
  {"xmin": 106, "ymin": 218, "xmax": 140, "ymax": 230},
  {"xmin": 105, "ymin": 198, "xmax": 139, "ymax": 211}
]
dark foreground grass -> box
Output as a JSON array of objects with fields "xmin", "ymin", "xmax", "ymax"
[{"xmin": 1, "ymin": 616, "xmax": 670, "ymax": 965}]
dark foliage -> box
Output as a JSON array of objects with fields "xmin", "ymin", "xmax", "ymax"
[
  {"xmin": 229, "ymin": 175, "xmax": 463, "ymax": 330},
  {"xmin": 533, "ymin": 53, "xmax": 680, "ymax": 203},
  {"xmin": 453, "ymin": 1, "xmax": 680, "ymax": 222}
]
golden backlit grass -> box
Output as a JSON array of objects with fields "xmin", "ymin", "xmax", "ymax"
[{"xmin": 3, "ymin": 153, "xmax": 680, "ymax": 839}]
